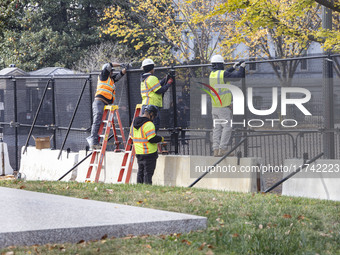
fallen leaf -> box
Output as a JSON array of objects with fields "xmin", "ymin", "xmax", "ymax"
[
  {"xmin": 283, "ymin": 214, "xmax": 292, "ymax": 218},
  {"xmin": 105, "ymin": 189, "xmax": 113, "ymax": 194},
  {"xmin": 19, "ymin": 185, "xmax": 26, "ymax": 189},
  {"xmin": 144, "ymin": 244, "xmax": 152, "ymax": 249},
  {"xmin": 232, "ymin": 233, "xmax": 239, "ymax": 237},
  {"xmin": 285, "ymin": 230, "xmax": 290, "ymax": 235},
  {"xmin": 137, "ymin": 201, "xmax": 143, "ymax": 204},
  {"xmin": 188, "ymin": 198, "xmax": 195, "ymax": 203},
  {"xmin": 297, "ymin": 215, "xmax": 305, "ymax": 220},
  {"xmin": 77, "ymin": 240, "xmax": 85, "ymax": 244},
  {"xmin": 259, "ymin": 224, "xmax": 263, "ymax": 229},
  {"xmin": 101, "ymin": 234, "xmax": 108, "ymax": 240},
  {"xmin": 198, "ymin": 242, "xmax": 206, "ymax": 250},
  {"xmin": 83, "ymin": 197, "xmax": 89, "ymax": 200},
  {"xmin": 181, "ymin": 239, "xmax": 191, "ymax": 246}
]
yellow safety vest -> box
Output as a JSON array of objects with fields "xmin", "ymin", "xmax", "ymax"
[
  {"xmin": 95, "ymin": 77, "xmax": 116, "ymax": 102},
  {"xmin": 141, "ymin": 75, "xmax": 162, "ymax": 107},
  {"xmin": 209, "ymin": 70, "xmax": 232, "ymax": 108},
  {"xmin": 132, "ymin": 121, "xmax": 158, "ymax": 154}
]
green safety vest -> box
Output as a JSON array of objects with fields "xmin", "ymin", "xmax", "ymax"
[
  {"xmin": 209, "ymin": 70, "xmax": 232, "ymax": 108},
  {"xmin": 141, "ymin": 75, "xmax": 163, "ymax": 107},
  {"xmin": 132, "ymin": 121, "xmax": 158, "ymax": 154}
]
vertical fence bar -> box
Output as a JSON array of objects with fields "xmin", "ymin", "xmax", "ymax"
[
  {"xmin": 322, "ymin": 5, "xmax": 335, "ymax": 159},
  {"xmin": 13, "ymin": 78, "xmax": 19, "ymax": 170},
  {"xmin": 242, "ymin": 74, "xmax": 248, "ymax": 157},
  {"xmin": 171, "ymin": 68, "xmax": 179, "ymax": 154},
  {"xmin": 51, "ymin": 78, "xmax": 57, "ymax": 149},
  {"xmin": 89, "ymin": 74, "xmax": 93, "ymax": 125},
  {"xmin": 126, "ymin": 71, "xmax": 132, "ymax": 126}
]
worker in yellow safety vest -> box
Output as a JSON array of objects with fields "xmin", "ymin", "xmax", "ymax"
[
  {"xmin": 87, "ymin": 62, "xmax": 127, "ymax": 150},
  {"xmin": 140, "ymin": 58, "xmax": 173, "ymax": 131},
  {"xmin": 131, "ymin": 105, "xmax": 165, "ymax": 184},
  {"xmin": 210, "ymin": 55, "xmax": 246, "ymax": 157}
]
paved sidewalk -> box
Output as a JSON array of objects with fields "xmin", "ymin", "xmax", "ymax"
[{"xmin": 0, "ymin": 187, "xmax": 206, "ymax": 248}]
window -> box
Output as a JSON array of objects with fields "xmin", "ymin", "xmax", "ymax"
[
  {"xmin": 300, "ymin": 58, "xmax": 307, "ymax": 70},
  {"xmin": 249, "ymin": 57, "xmax": 257, "ymax": 71}
]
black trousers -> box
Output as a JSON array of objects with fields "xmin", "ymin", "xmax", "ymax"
[{"xmin": 136, "ymin": 152, "xmax": 158, "ymax": 185}]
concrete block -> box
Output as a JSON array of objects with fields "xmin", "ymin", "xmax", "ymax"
[
  {"xmin": 0, "ymin": 142, "xmax": 13, "ymax": 175},
  {"xmin": 76, "ymin": 151, "xmax": 138, "ymax": 183},
  {"xmin": 19, "ymin": 148, "xmax": 261, "ymax": 192},
  {"xmin": 282, "ymin": 159, "xmax": 340, "ymax": 201},
  {"xmin": 20, "ymin": 147, "xmax": 78, "ymax": 181},
  {"xmin": 0, "ymin": 187, "xmax": 207, "ymax": 248}
]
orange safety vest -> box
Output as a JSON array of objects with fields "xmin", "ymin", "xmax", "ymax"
[
  {"xmin": 95, "ymin": 77, "xmax": 116, "ymax": 102},
  {"xmin": 131, "ymin": 121, "xmax": 158, "ymax": 154}
]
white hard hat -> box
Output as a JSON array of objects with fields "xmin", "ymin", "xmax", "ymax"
[
  {"xmin": 141, "ymin": 58, "xmax": 155, "ymax": 67},
  {"xmin": 211, "ymin": 55, "xmax": 224, "ymax": 63},
  {"xmin": 102, "ymin": 63, "xmax": 112, "ymax": 72}
]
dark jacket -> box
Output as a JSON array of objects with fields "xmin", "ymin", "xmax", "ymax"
[{"xmin": 133, "ymin": 116, "xmax": 163, "ymax": 143}]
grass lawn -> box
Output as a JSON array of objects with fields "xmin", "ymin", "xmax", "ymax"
[{"xmin": 0, "ymin": 180, "xmax": 339, "ymax": 255}]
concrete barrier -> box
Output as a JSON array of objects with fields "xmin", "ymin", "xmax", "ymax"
[
  {"xmin": 0, "ymin": 141, "xmax": 13, "ymax": 175},
  {"xmin": 282, "ymin": 159, "xmax": 340, "ymax": 201},
  {"xmin": 21, "ymin": 148, "xmax": 261, "ymax": 193},
  {"xmin": 20, "ymin": 147, "xmax": 78, "ymax": 181}
]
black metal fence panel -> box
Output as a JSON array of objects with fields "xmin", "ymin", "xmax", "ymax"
[{"xmin": 1, "ymin": 54, "xmax": 340, "ymax": 170}]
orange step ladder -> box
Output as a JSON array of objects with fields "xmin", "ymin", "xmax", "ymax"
[
  {"xmin": 117, "ymin": 104, "xmax": 142, "ymax": 183},
  {"xmin": 85, "ymin": 105, "xmax": 125, "ymax": 183}
]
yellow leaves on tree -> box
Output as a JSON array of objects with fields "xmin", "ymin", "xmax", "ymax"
[{"xmin": 101, "ymin": 0, "xmax": 236, "ymax": 65}]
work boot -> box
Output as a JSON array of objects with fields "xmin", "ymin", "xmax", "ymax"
[
  {"xmin": 213, "ymin": 149, "xmax": 220, "ymax": 157},
  {"xmin": 219, "ymin": 149, "xmax": 234, "ymax": 157}
]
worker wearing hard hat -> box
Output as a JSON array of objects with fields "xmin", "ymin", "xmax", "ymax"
[
  {"xmin": 131, "ymin": 104, "xmax": 165, "ymax": 184},
  {"xmin": 87, "ymin": 62, "xmax": 127, "ymax": 150},
  {"xmin": 140, "ymin": 58, "xmax": 173, "ymax": 131},
  {"xmin": 210, "ymin": 55, "xmax": 245, "ymax": 157}
]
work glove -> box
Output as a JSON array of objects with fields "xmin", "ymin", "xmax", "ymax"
[
  {"xmin": 167, "ymin": 78, "xmax": 174, "ymax": 85},
  {"xmin": 233, "ymin": 60, "xmax": 245, "ymax": 69},
  {"xmin": 120, "ymin": 63, "xmax": 131, "ymax": 70}
]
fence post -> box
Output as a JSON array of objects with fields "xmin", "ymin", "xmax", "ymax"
[
  {"xmin": 126, "ymin": 70, "xmax": 132, "ymax": 126},
  {"xmin": 12, "ymin": 78, "xmax": 19, "ymax": 170},
  {"xmin": 51, "ymin": 78, "xmax": 57, "ymax": 149},
  {"xmin": 322, "ymin": 5, "xmax": 335, "ymax": 159},
  {"xmin": 89, "ymin": 74, "xmax": 93, "ymax": 124},
  {"xmin": 171, "ymin": 68, "xmax": 179, "ymax": 154},
  {"xmin": 242, "ymin": 71, "xmax": 248, "ymax": 157}
]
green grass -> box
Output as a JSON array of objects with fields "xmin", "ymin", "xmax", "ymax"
[{"xmin": 0, "ymin": 180, "xmax": 339, "ymax": 255}]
